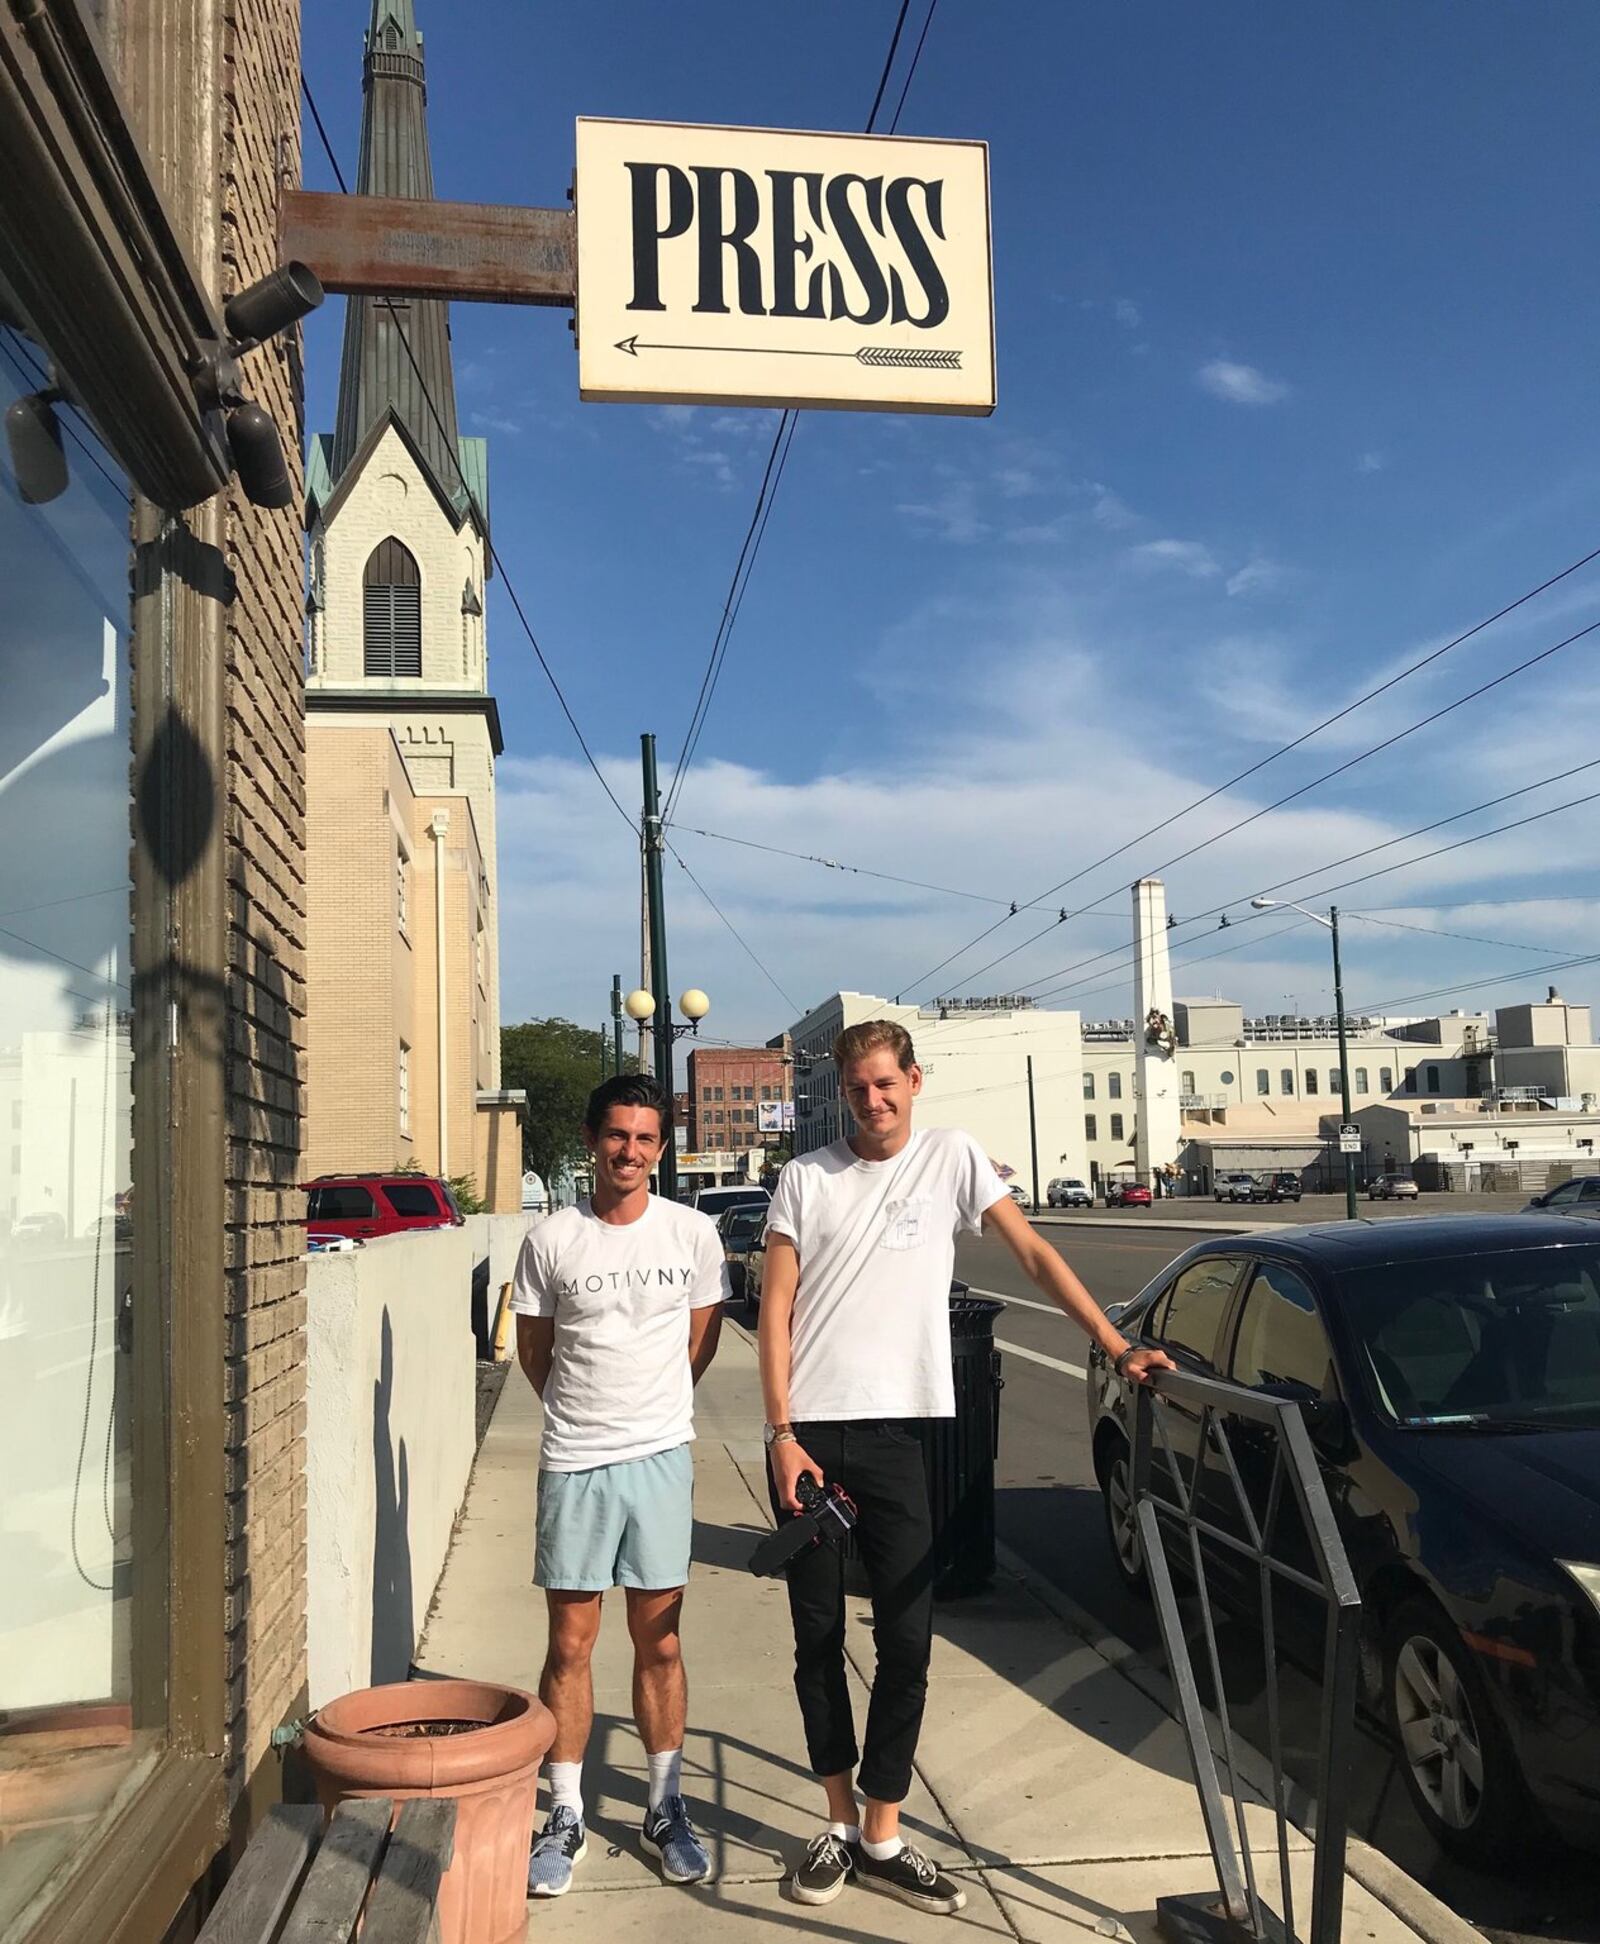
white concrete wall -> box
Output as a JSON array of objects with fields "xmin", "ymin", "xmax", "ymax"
[
  {"xmin": 464, "ymin": 1209, "xmax": 541, "ymax": 1302},
  {"xmin": 305, "ymin": 1226, "xmax": 476, "ymax": 1706}
]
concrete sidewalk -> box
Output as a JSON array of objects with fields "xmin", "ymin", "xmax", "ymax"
[{"xmin": 417, "ymin": 1328, "xmax": 1439, "ymax": 1943}]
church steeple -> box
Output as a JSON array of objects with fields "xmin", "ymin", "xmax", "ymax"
[{"xmin": 330, "ymin": 0, "xmax": 467, "ymax": 513}]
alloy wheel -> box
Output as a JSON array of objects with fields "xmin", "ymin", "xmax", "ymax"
[
  {"xmin": 1106, "ymin": 1451, "xmax": 1142, "ymax": 1577},
  {"xmin": 1393, "ymin": 1635, "xmax": 1485, "ymax": 1831}
]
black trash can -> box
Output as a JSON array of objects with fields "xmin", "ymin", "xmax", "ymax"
[{"xmin": 922, "ymin": 1283, "xmax": 1005, "ymax": 1598}]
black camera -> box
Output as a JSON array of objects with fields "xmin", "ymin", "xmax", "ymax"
[{"xmin": 748, "ymin": 1473, "xmax": 858, "ymax": 1579}]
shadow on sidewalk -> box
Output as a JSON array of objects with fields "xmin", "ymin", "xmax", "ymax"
[{"xmin": 691, "ymin": 1518, "xmax": 767, "ymax": 1573}]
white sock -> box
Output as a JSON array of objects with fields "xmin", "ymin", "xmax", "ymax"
[
  {"xmin": 547, "ymin": 1761, "xmax": 584, "ymax": 1823},
  {"xmin": 862, "ymin": 1834, "xmax": 904, "ymax": 1860},
  {"xmin": 828, "ymin": 1820, "xmax": 861, "ymax": 1844},
  {"xmin": 647, "ymin": 1747, "xmax": 683, "ymax": 1809}
]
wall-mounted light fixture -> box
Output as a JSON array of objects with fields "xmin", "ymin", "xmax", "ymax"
[{"xmin": 3, "ymin": 386, "xmax": 67, "ymax": 504}]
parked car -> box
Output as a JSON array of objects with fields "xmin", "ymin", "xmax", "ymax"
[
  {"xmin": 1214, "ymin": 1173, "xmax": 1258, "ymax": 1203},
  {"xmin": 1250, "ymin": 1171, "xmax": 1303, "ymax": 1204},
  {"xmin": 743, "ymin": 1233, "xmax": 768, "ymax": 1316},
  {"xmin": 302, "ymin": 1173, "xmax": 463, "ymax": 1242},
  {"xmin": 1087, "ymin": 1214, "xmax": 1600, "ymax": 1859},
  {"xmin": 1047, "ymin": 1177, "xmax": 1094, "ymax": 1209},
  {"xmin": 1006, "ymin": 1183, "xmax": 1030, "ymax": 1208},
  {"xmin": 1106, "ymin": 1181, "xmax": 1152, "ymax": 1208},
  {"xmin": 720, "ymin": 1204, "xmax": 767, "ymax": 1303},
  {"xmin": 1523, "ymin": 1176, "xmax": 1600, "ymax": 1214},
  {"xmin": 306, "ymin": 1232, "xmax": 364, "ymax": 1254},
  {"xmin": 692, "ymin": 1185, "xmax": 770, "ymax": 1223},
  {"xmin": 1369, "ymin": 1172, "xmax": 1420, "ymax": 1201},
  {"xmin": 10, "ymin": 1210, "xmax": 67, "ymax": 1246}
]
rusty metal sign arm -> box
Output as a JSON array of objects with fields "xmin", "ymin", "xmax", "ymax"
[{"xmin": 279, "ymin": 189, "xmax": 575, "ymax": 307}]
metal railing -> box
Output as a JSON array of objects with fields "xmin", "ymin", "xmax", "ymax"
[{"xmin": 1131, "ymin": 1369, "xmax": 1361, "ymax": 1944}]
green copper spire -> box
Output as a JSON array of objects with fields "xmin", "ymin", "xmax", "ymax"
[{"xmin": 330, "ymin": 0, "xmax": 466, "ymax": 510}]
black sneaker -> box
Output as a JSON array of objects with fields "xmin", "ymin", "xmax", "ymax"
[
  {"xmin": 791, "ymin": 1830, "xmax": 858, "ymax": 1905},
  {"xmin": 855, "ymin": 1841, "xmax": 967, "ymax": 1914}
]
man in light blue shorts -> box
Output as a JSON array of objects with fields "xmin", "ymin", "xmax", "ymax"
[{"xmin": 511, "ymin": 1074, "xmax": 727, "ymax": 1897}]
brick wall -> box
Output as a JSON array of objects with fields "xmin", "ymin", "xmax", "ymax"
[
  {"xmin": 219, "ymin": 0, "xmax": 310, "ymax": 1791},
  {"xmin": 686, "ymin": 1046, "xmax": 792, "ymax": 1151}
]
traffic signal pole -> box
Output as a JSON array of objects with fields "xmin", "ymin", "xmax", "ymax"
[{"xmin": 641, "ymin": 733, "xmax": 678, "ymax": 1201}]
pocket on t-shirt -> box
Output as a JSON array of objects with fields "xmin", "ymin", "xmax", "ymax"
[{"xmin": 880, "ymin": 1196, "xmax": 931, "ymax": 1251}]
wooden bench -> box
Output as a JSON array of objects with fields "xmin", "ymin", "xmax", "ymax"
[{"xmin": 197, "ymin": 1797, "xmax": 456, "ymax": 1944}]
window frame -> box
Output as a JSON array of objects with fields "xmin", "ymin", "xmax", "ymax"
[
  {"xmin": 1255, "ymin": 1069, "xmax": 1270, "ymax": 1095},
  {"xmin": 1084, "ymin": 1113, "xmax": 1097, "ymax": 1142},
  {"xmin": 1147, "ymin": 1256, "xmax": 1247, "ymax": 1366},
  {"xmin": 1225, "ymin": 1260, "xmax": 1338, "ymax": 1400},
  {"xmin": 1109, "ymin": 1112, "xmax": 1125, "ymax": 1142}
]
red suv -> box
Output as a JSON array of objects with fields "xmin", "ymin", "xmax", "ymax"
[{"xmin": 304, "ymin": 1173, "xmax": 463, "ymax": 1243}]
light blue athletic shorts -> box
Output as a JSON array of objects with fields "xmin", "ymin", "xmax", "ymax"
[{"xmin": 534, "ymin": 1442, "xmax": 694, "ymax": 1592}]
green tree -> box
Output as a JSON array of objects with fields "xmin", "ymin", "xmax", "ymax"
[{"xmin": 501, "ymin": 1017, "xmax": 638, "ymax": 1187}]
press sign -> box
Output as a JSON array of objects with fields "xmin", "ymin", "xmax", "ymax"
[{"xmin": 575, "ymin": 117, "xmax": 994, "ymax": 415}]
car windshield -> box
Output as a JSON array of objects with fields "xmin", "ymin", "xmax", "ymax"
[
  {"xmin": 725, "ymin": 1213, "xmax": 764, "ymax": 1244},
  {"xmin": 1338, "ymin": 1246, "xmax": 1600, "ymax": 1429}
]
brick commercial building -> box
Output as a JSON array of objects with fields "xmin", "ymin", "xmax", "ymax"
[
  {"xmin": 0, "ymin": 0, "xmax": 311, "ymax": 1933},
  {"xmin": 687, "ymin": 1046, "xmax": 794, "ymax": 1153}
]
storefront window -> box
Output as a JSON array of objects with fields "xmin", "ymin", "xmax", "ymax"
[{"xmin": 0, "ymin": 315, "xmax": 155, "ymax": 1929}]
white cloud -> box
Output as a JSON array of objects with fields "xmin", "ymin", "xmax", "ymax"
[
  {"xmin": 1357, "ymin": 450, "xmax": 1388, "ymax": 473},
  {"xmin": 469, "ymin": 410, "xmax": 521, "ymax": 435},
  {"xmin": 1113, "ymin": 297, "xmax": 1142, "ymax": 330},
  {"xmin": 993, "ymin": 466, "xmax": 1039, "ymax": 499},
  {"xmin": 1125, "ymin": 538, "xmax": 1220, "ymax": 579},
  {"xmin": 1198, "ymin": 359, "xmax": 1290, "ymax": 406},
  {"xmin": 1226, "ymin": 557, "xmax": 1283, "ymax": 598},
  {"xmin": 651, "ymin": 405, "xmax": 696, "ymax": 430},
  {"xmin": 896, "ymin": 482, "xmax": 989, "ymax": 545},
  {"xmin": 1089, "ymin": 485, "xmax": 1139, "ymax": 532}
]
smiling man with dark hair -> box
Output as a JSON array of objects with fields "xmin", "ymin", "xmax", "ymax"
[{"xmin": 511, "ymin": 1073, "xmax": 727, "ymax": 1898}]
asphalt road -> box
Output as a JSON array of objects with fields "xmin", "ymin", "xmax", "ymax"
[
  {"xmin": 954, "ymin": 1217, "xmax": 1598, "ymax": 1944},
  {"xmin": 1030, "ymin": 1187, "xmax": 1539, "ymax": 1225}
]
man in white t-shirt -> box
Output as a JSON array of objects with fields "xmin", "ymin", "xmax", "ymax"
[
  {"xmin": 510, "ymin": 1074, "xmax": 728, "ymax": 1898},
  {"xmin": 759, "ymin": 1020, "xmax": 1174, "ymax": 1916}
]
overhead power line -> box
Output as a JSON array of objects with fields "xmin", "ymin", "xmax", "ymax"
[
  {"xmin": 661, "ymin": 0, "xmax": 939, "ymax": 825},
  {"xmin": 664, "ymin": 838, "xmax": 800, "ymax": 1015},
  {"xmin": 1016, "ymin": 749, "xmax": 1600, "ymax": 998},
  {"xmin": 300, "ymin": 78, "xmax": 638, "ymax": 836},
  {"xmin": 1025, "ymin": 763, "xmax": 1600, "ymax": 1008},
  {"xmin": 893, "ymin": 540, "xmax": 1600, "ymax": 997},
  {"xmin": 920, "ymin": 611, "xmax": 1600, "ymax": 1000},
  {"xmin": 673, "ymin": 822, "xmax": 1124, "ymax": 916},
  {"xmin": 1346, "ymin": 912, "xmax": 1563, "ymax": 956}
]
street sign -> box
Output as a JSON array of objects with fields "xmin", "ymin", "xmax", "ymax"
[
  {"xmin": 1338, "ymin": 1125, "xmax": 1361, "ymax": 1154},
  {"xmin": 575, "ymin": 118, "xmax": 994, "ymax": 415}
]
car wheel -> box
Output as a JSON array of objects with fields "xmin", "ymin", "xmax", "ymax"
[
  {"xmin": 1384, "ymin": 1600, "xmax": 1527, "ymax": 1863},
  {"xmin": 1097, "ymin": 1435, "xmax": 1148, "ymax": 1597}
]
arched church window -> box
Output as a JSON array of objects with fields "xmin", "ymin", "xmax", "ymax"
[{"xmin": 364, "ymin": 536, "xmax": 421, "ymax": 678}]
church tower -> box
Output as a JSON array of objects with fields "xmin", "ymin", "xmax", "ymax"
[{"xmin": 302, "ymin": 0, "xmax": 524, "ymax": 1208}]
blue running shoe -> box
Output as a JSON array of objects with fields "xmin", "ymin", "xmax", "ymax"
[
  {"xmin": 641, "ymin": 1794, "xmax": 711, "ymax": 1883},
  {"xmin": 527, "ymin": 1804, "xmax": 587, "ymax": 1898}
]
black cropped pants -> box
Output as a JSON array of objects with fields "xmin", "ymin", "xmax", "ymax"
[{"xmin": 767, "ymin": 1418, "xmax": 936, "ymax": 1804}]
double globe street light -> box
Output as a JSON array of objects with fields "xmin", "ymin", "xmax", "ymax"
[
  {"xmin": 623, "ymin": 986, "xmax": 711, "ymax": 1199},
  {"xmin": 1251, "ymin": 898, "xmax": 1358, "ymax": 1220}
]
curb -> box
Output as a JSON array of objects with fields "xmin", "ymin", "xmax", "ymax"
[
  {"xmin": 1030, "ymin": 1212, "xmax": 1251, "ymax": 1235},
  {"xmin": 993, "ymin": 1540, "xmax": 1484, "ymax": 1944}
]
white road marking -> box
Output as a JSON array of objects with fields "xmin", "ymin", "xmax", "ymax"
[
  {"xmin": 964, "ymin": 1284, "xmax": 1065, "ymax": 1318},
  {"xmin": 995, "ymin": 1338, "xmax": 1089, "ymax": 1380}
]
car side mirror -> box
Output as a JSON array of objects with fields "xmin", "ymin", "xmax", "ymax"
[
  {"xmin": 1302, "ymin": 1397, "xmax": 1356, "ymax": 1463},
  {"xmin": 1529, "ymin": 1193, "xmax": 1549, "ymax": 1208}
]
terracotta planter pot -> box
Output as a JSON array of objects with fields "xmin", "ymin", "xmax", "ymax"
[{"xmin": 302, "ymin": 1679, "xmax": 554, "ymax": 1944}]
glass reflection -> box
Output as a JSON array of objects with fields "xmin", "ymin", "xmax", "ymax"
[{"xmin": 0, "ymin": 318, "xmax": 147, "ymax": 1927}]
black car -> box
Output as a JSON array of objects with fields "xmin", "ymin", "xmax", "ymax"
[
  {"xmin": 720, "ymin": 1205, "xmax": 767, "ymax": 1305},
  {"xmin": 1250, "ymin": 1170, "xmax": 1303, "ymax": 1203},
  {"xmin": 1086, "ymin": 1215, "xmax": 1600, "ymax": 1859}
]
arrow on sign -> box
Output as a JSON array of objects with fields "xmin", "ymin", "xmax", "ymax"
[{"xmin": 614, "ymin": 335, "xmax": 962, "ymax": 369}]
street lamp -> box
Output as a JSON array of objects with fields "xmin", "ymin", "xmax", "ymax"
[
  {"xmin": 1252, "ymin": 897, "xmax": 1358, "ymax": 1221},
  {"xmin": 624, "ymin": 987, "xmax": 710, "ymax": 1200}
]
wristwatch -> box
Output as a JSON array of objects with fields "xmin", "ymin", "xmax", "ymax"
[{"xmin": 763, "ymin": 1421, "xmax": 796, "ymax": 1448}]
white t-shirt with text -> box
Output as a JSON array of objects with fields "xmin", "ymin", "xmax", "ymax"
[
  {"xmin": 766, "ymin": 1127, "xmax": 1007, "ymax": 1420},
  {"xmin": 509, "ymin": 1196, "xmax": 728, "ymax": 1471}
]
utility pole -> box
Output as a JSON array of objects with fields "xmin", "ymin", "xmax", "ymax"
[
  {"xmin": 1331, "ymin": 905, "xmax": 1358, "ymax": 1221},
  {"xmin": 1026, "ymin": 1055, "xmax": 1041, "ymax": 1213},
  {"xmin": 640, "ymin": 733, "xmax": 677, "ymax": 1202},
  {"xmin": 600, "ymin": 1021, "xmax": 609, "ymax": 1078},
  {"xmin": 611, "ymin": 973, "xmax": 624, "ymax": 1077}
]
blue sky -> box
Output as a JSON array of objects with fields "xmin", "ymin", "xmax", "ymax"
[{"xmin": 302, "ymin": 2, "xmax": 1600, "ymax": 1051}]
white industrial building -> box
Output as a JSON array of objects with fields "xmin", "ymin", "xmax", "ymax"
[
  {"xmin": 782, "ymin": 879, "xmax": 1600, "ymax": 1198},
  {"xmin": 785, "ymin": 990, "xmax": 1087, "ymax": 1198}
]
